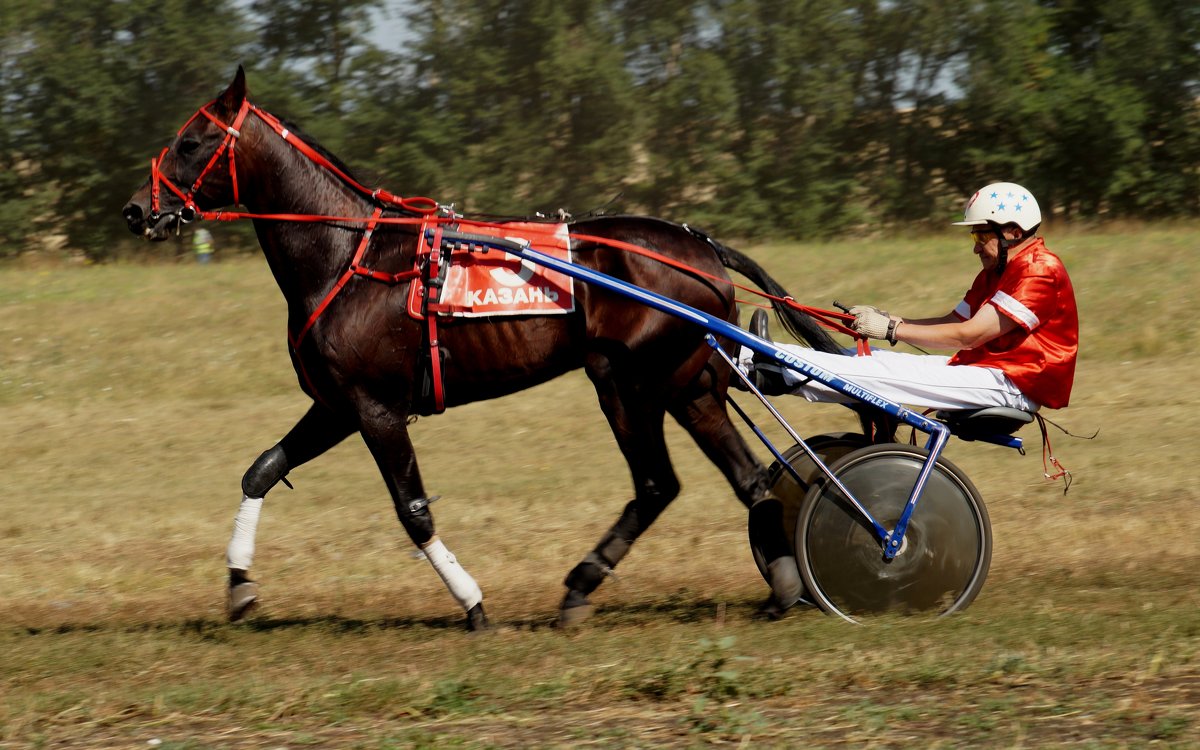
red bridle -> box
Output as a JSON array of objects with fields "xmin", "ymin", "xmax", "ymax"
[{"xmin": 149, "ymin": 98, "xmax": 253, "ymax": 223}]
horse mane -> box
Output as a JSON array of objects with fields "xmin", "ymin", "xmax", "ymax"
[{"xmin": 273, "ymin": 115, "xmax": 378, "ymax": 200}]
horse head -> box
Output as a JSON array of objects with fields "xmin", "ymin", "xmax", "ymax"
[{"xmin": 123, "ymin": 66, "xmax": 250, "ymax": 240}]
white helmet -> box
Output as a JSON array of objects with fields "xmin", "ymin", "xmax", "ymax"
[{"xmin": 952, "ymin": 182, "xmax": 1042, "ymax": 233}]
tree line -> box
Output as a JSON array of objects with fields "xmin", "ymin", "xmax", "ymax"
[{"xmin": 2, "ymin": 0, "xmax": 1198, "ymax": 260}]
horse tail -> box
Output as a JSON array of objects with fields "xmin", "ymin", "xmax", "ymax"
[{"xmin": 686, "ymin": 227, "xmax": 841, "ymax": 355}]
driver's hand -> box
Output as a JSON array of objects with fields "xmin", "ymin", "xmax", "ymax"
[{"xmin": 849, "ymin": 305, "xmax": 892, "ymax": 341}]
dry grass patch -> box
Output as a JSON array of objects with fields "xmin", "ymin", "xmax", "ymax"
[{"xmin": 2, "ymin": 226, "xmax": 1198, "ymax": 748}]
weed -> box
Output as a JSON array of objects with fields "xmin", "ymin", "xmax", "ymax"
[
  {"xmin": 624, "ymin": 636, "xmax": 746, "ymax": 702},
  {"xmin": 426, "ymin": 679, "xmax": 486, "ymax": 717},
  {"xmin": 523, "ymin": 679, "xmax": 569, "ymax": 702},
  {"xmin": 689, "ymin": 637, "xmax": 744, "ymax": 700},
  {"xmin": 1146, "ymin": 714, "xmax": 1190, "ymax": 741},
  {"xmin": 375, "ymin": 729, "xmax": 473, "ymax": 749},
  {"xmin": 686, "ymin": 697, "xmax": 767, "ymax": 737}
]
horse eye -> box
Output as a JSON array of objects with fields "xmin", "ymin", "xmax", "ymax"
[{"xmin": 179, "ymin": 138, "xmax": 201, "ymax": 156}]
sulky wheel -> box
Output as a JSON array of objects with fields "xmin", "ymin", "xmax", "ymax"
[
  {"xmin": 795, "ymin": 443, "xmax": 991, "ymax": 623},
  {"xmin": 750, "ymin": 433, "xmax": 868, "ymax": 585}
]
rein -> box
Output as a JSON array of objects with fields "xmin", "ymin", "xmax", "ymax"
[
  {"xmin": 148, "ymin": 98, "xmax": 864, "ymax": 356},
  {"xmin": 567, "ymin": 231, "xmax": 860, "ymax": 342}
]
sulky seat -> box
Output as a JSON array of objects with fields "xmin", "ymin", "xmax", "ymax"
[{"xmin": 935, "ymin": 406, "xmax": 1036, "ymax": 441}]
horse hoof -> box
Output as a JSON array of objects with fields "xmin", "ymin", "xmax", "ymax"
[
  {"xmin": 228, "ymin": 581, "xmax": 260, "ymax": 622},
  {"xmin": 766, "ymin": 556, "xmax": 805, "ymax": 609},
  {"xmin": 755, "ymin": 595, "xmax": 792, "ymax": 621},
  {"xmin": 465, "ymin": 602, "xmax": 490, "ymax": 632},
  {"xmin": 558, "ymin": 590, "xmax": 595, "ymax": 628}
]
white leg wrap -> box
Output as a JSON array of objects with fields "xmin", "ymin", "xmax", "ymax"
[
  {"xmin": 422, "ymin": 538, "xmax": 483, "ymax": 611},
  {"xmin": 226, "ymin": 495, "xmax": 264, "ymax": 571}
]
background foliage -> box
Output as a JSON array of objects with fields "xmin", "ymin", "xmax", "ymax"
[{"xmin": 2, "ymin": 0, "xmax": 1198, "ymax": 260}]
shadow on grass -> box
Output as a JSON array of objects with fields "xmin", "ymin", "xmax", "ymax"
[{"xmin": 14, "ymin": 595, "xmax": 823, "ymax": 637}]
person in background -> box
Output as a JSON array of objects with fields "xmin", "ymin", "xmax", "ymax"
[{"xmin": 193, "ymin": 226, "xmax": 214, "ymax": 264}]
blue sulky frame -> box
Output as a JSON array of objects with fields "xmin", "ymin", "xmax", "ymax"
[{"xmin": 430, "ymin": 229, "xmax": 1020, "ymax": 562}]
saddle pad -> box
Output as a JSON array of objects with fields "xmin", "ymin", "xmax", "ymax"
[{"xmin": 407, "ymin": 222, "xmax": 575, "ymax": 318}]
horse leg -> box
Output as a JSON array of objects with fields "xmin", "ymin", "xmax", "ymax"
[
  {"xmin": 560, "ymin": 351, "xmax": 680, "ymax": 626},
  {"xmin": 667, "ymin": 368, "xmax": 805, "ymax": 618},
  {"xmin": 355, "ymin": 402, "xmax": 487, "ymax": 631},
  {"xmin": 227, "ymin": 403, "xmax": 358, "ymax": 621}
]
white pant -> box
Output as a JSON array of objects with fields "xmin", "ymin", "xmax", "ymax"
[{"xmin": 742, "ymin": 346, "xmax": 1038, "ymax": 412}]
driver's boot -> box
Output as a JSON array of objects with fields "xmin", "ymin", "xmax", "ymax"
[{"xmin": 747, "ymin": 309, "xmax": 790, "ymax": 396}]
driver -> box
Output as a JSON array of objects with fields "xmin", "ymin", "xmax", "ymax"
[{"xmin": 743, "ymin": 182, "xmax": 1078, "ymax": 412}]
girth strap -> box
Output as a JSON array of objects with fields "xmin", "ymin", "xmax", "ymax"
[{"xmin": 421, "ymin": 224, "xmax": 448, "ymax": 414}]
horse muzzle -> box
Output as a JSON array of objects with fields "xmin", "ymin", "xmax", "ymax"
[{"xmin": 123, "ymin": 201, "xmax": 194, "ymax": 240}]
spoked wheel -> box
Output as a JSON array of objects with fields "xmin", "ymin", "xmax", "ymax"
[
  {"xmin": 795, "ymin": 443, "xmax": 991, "ymax": 623},
  {"xmin": 750, "ymin": 432, "xmax": 869, "ymax": 584}
]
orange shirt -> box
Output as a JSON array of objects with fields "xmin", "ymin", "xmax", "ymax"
[{"xmin": 948, "ymin": 238, "xmax": 1078, "ymax": 409}]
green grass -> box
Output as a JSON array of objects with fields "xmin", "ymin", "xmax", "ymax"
[{"xmin": 1, "ymin": 225, "xmax": 1198, "ymax": 748}]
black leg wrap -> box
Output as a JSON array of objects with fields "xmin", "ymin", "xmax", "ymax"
[
  {"xmin": 564, "ymin": 491, "xmax": 675, "ymax": 596},
  {"xmin": 241, "ymin": 444, "xmax": 290, "ymax": 498},
  {"xmin": 395, "ymin": 502, "xmax": 436, "ymax": 547},
  {"xmin": 748, "ymin": 499, "xmax": 792, "ymax": 564},
  {"xmin": 749, "ymin": 498, "xmax": 805, "ymax": 613},
  {"xmin": 563, "ymin": 553, "xmax": 611, "ymax": 596}
]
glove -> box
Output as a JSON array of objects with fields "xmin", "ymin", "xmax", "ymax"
[
  {"xmin": 848, "ymin": 304, "xmax": 887, "ymax": 319},
  {"xmin": 849, "ymin": 305, "xmax": 898, "ymax": 344}
]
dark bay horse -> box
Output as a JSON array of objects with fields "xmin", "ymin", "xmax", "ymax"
[{"xmin": 122, "ymin": 67, "xmax": 842, "ymax": 629}]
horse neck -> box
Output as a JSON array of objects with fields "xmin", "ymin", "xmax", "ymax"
[{"xmin": 237, "ymin": 118, "xmax": 377, "ymax": 313}]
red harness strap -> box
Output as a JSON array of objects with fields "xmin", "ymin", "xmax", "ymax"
[
  {"xmin": 1036, "ymin": 414, "xmax": 1073, "ymax": 493},
  {"xmin": 201, "ymin": 206, "xmax": 866, "ymax": 354},
  {"xmin": 423, "ymin": 224, "xmax": 448, "ymax": 413},
  {"xmin": 568, "ymin": 230, "xmax": 869, "ymax": 353},
  {"xmin": 156, "ymin": 97, "xmax": 858, "ymax": 351},
  {"xmin": 285, "ymin": 208, "xmax": 422, "ymax": 404},
  {"xmin": 289, "ymin": 207, "xmax": 386, "ymax": 351},
  {"xmin": 247, "ymin": 105, "xmax": 440, "ymax": 216},
  {"xmin": 150, "ymin": 98, "xmax": 879, "ymax": 410}
]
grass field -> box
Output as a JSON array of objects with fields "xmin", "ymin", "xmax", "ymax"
[{"xmin": 1, "ymin": 225, "xmax": 1197, "ymax": 748}]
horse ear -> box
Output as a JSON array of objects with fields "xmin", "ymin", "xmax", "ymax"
[{"xmin": 217, "ymin": 65, "xmax": 248, "ymax": 110}]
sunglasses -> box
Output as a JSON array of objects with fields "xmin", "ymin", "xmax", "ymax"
[{"xmin": 970, "ymin": 229, "xmax": 995, "ymax": 244}]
